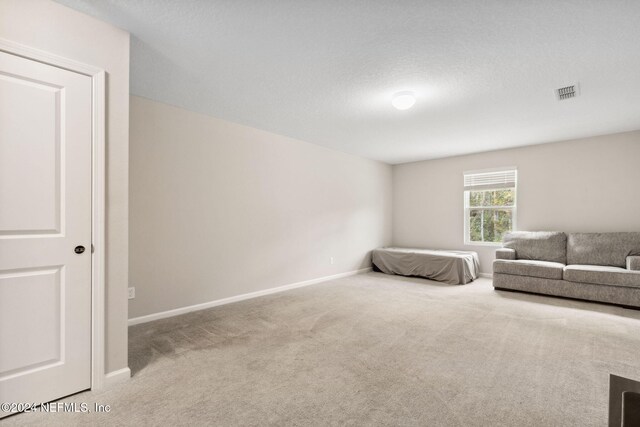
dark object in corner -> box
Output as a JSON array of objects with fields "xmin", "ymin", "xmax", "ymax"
[
  {"xmin": 623, "ymin": 392, "xmax": 640, "ymax": 427},
  {"xmin": 610, "ymin": 374, "xmax": 640, "ymax": 426}
]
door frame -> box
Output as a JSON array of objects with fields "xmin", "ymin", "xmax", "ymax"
[{"xmin": 0, "ymin": 38, "xmax": 107, "ymax": 390}]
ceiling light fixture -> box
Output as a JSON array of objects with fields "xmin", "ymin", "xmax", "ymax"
[{"xmin": 392, "ymin": 91, "xmax": 416, "ymax": 110}]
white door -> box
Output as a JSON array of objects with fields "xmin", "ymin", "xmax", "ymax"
[{"xmin": 0, "ymin": 50, "xmax": 92, "ymax": 416}]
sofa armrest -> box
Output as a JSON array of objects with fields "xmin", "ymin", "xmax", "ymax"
[
  {"xmin": 496, "ymin": 248, "xmax": 516, "ymax": 260},
  {"xmin": 628, "ymin": 256, "xmax": 640, "ymax": 271}
]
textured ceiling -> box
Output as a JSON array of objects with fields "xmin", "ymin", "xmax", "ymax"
[{"xmin": 55, "ymin": 0, "xmax": 640, "ymax": 164}]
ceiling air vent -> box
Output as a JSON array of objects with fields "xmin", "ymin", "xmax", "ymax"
[{"xmin": 556, "ymin": 84, "xmax": 578, "ymax": 100}]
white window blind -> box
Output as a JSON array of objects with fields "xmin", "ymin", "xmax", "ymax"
[{"xmin": 464, "ymin": 169, "xmax": 517, "ymax": 191}]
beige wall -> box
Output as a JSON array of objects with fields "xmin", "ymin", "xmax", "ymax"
[
  {"xmin": 129, "ymin": 96, "xmax": 392, "ymax": 318},
  {"xmin": 393, "ymin": 131, "xmax": 640, "ymax": 274},
  {"xmin": 0, "ymin": 0, "xmax": 130, "ymax": 374}
]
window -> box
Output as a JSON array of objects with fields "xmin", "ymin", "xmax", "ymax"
[{"xmin": 464, "ymin": 168, "xmax": 517, "ymax": 245}]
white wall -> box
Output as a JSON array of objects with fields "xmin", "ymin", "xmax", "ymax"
[
  {"xmin": 129, "ymin": 96, "xmax": 392, "ymax": 318},
  {"xmin": 0, "ymin": 0, "xmax": 130, "ymax": 374},
  {"xmin": 393, "ymin": 131, "xmax": 640, "ymax": 274}
]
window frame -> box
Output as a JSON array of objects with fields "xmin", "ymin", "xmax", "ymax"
[{"xmin": 463, "ymin": 169, "xmax": 518, "ymax": 246}]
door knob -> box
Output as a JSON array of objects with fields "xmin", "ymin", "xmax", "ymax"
[{"xmin": 74, "ymin": 245, "xmax": 85, "ymax": 254}]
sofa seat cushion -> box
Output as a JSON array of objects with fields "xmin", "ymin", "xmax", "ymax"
[
  {"xmin": 564, "ymin": 265, "xmax": 640, "ymax": 289},
  {"xmin": 494, "ymin": 259, "xmax": 565, "ymax": 280}
]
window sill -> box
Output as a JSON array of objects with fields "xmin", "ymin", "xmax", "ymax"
[{"xmin": 464, "ymin": 241, "xmax": 502, "ymax": 247}]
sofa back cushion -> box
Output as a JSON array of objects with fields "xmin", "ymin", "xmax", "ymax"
[
  {"xmin": 567, "ymin": 233, "xmax": 640, "ymax": 268},
  {"xmin": 503, "ymin": 231, "xmax": 567, "ymax": 264}
]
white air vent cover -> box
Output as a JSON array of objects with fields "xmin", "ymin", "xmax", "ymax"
[{"xmin": 556, "ymin": 84, "xmax": 579, "ymax": 100}]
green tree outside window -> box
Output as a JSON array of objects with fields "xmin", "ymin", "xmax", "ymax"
[{"xmin": 466, "ymin": 188, "xmax": 515, "ymax": 243}]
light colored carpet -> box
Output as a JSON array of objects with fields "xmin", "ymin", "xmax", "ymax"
[{"xmin": 6, "ymin": 272, "xmax": 640, "ymax": 426}]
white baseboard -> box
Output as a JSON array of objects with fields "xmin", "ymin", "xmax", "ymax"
[
  {"xmin": 104, "ymin": 367, "xmax": 131, "ymax": 387},
  {"xmin": 128, "ymin": 267, "xmax": 373, "ymax": 326},
  {"xmin": 479, "ymin": 273, "xmax": 493, "ymax": 279}
]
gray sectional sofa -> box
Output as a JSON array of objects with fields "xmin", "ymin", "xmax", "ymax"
[{"xmin": 493, "ymin": 231, "xmax": 640, "ymax": 308}]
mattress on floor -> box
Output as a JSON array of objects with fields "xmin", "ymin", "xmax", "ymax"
[{"xmin": 372, "ymin": 247, "xmax": 479, "ymax": 285}]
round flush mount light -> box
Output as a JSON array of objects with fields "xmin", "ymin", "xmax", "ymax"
[{"xmin": 392, "ymin": 91, "xmax": 416, "ymax": 110}]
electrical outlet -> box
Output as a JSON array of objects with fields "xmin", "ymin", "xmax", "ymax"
[
  {"xmin": 330, "ymin": 257, "xmax": 334, "ymax": 265},
  {"xmin": 128, "ymin": 287, "xmax": 135, "ymax": 299}
]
